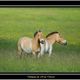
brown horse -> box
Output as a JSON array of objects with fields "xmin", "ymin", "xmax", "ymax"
[
  {"xmin": 39, "ymin": 32, "xmax": 67, "ymax": 57},
  {"xmin": 17, "ymin": 30, "xmax": 45, "ymax": 58}
]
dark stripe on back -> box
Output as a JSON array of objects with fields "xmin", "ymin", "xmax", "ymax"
[{"xmin": 46, "ymin": 31, "xmax": 59, "ymax": 38}]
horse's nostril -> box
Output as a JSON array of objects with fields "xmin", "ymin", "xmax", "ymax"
[{"xmin": 40, "ymin": 40, "xmax": 45, "ymax": 44}]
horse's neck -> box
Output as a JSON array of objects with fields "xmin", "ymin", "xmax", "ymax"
[
  {"xmin": 46, "ymin": 36, "xmax": 56, "ymax": 45},
  {"xmin": 32, "ymin": 37, "xmax": 40, "ymax": 51}
]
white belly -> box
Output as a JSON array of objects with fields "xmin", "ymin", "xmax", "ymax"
[{"xmin": 23, "ymin": 47, "xmax": 32, "ymax": 53}]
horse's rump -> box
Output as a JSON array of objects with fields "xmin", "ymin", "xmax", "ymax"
[{"xmin": 18, "ymin": 37, "xmax": 32, "ymax": 53}]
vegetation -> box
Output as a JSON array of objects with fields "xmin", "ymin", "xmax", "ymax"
[{"xmin": 0, "ymin": 8, "xmax": 80, "ymax": 72}]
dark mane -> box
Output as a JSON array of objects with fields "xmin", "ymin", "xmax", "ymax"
[
  {"xmin": 46, "ymin": 31, "xmax": 59, "ymax": 38},
  {"xmin": 34, "ymin": 30, "xmax": 42, "ymax": 37}
]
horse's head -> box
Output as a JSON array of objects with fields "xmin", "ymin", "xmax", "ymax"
[
  {"xmin": 34, "ymin": 30, "xmax": 45, "ymax": 44},
  {"xmin": 54, "ymin": 32, "xmax": 67, "ymax": 45}
]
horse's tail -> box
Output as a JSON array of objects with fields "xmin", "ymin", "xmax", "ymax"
[{"xmin": 17, "ymin": 39, "xmax": 23, "ymax": 58}]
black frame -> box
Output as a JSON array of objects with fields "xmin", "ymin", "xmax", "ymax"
[{"xmin": 0, "ymin": 1, "xmax": 80, "ymax": 79}]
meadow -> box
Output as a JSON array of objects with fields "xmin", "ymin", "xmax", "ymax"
[{"xmin": 0, "ymin": 8, "xmax": 80, "ymax": 72}]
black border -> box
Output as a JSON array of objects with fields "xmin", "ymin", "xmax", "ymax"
[
  {"xmin": 0, "ymin": 1, "xmax": 80, "ymax": 79},
  {"xmin": 0, "ymin": 1, "xmax": 80, "ymax": 6},
  {"xmin": 0, "ymin": 72, "xmax": 80, "ymax": 79}
]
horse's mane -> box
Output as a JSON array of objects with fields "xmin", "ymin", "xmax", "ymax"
[
  {"xmin": 46, "ymin": 31, "xmax": 59, "ymax": 38},
  {"xmin": 34, "ymin": 30, "xmax": 42, "ymax": 37}
]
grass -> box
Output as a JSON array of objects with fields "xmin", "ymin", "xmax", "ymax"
[{"xmin": 0, "ymin": 8, "xmax": 80, "ymax": 72}]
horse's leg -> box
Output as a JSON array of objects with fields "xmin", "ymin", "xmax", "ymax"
[
  {"xmin": 38, "ymin": 48, "xmax": 45, "ymax": 58},
  {"xmin": 39, "ymin": 43, "xmax": 45, "ymax": 57},
  {"xmin": 38, "ymin": 52, "xmax": 41, "ymax": 58},
  {"xmin": 18, "ymin": 50, "xmax": 23, "ymax": 58},
  {"xmin": 32, "ymin": 52, "xmax": 36, "ymax": 56},
  {"xmin": 40, "ymin": 49, "xmax": 44, "ymax": 57},
  {"xmin": 17, "ymin": 43, "xmax": 23, "ymax": 58},
  {"xmin": 49, "ymin": 45, "xmax": 52, "ymax": 57}
]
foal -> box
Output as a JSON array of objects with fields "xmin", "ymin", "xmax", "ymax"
[{"xmin": 17, "ymin": 30, "xmax": 45, "ymax": 58}]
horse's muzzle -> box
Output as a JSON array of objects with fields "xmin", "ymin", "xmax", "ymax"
[
  {"xmin": 61, "ymin": 40, "xmax": 67, "ymax": 45},
  {"xmin": 40, "ymin": 40, "xmax": 45, "ymax": 44},
  {"xmin": 63, "ymin": 42, "xmax": 67, "ymax": 45}
]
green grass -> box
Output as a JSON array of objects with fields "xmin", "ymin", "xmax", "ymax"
[{"xmin": 0, "ymin": 8, "xmax": 80, "ymax": 72}]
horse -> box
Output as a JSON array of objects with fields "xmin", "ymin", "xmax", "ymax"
[
  {"xmin": 39, "ymin": 31, "xmax": 67, "ymax": 57},
  {"xmin": 17, "ymin": 30, "xmax": 45, "ymax": 58}
]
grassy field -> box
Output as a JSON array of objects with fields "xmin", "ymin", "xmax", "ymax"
[{"xmin": 0, "ymin": 8, "xmax": 80, "ymax": 72}]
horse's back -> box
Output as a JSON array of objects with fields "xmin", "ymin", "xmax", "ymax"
[{"xmin": 19, "ymin": 36, "xmax": 31, "ymax": 43}]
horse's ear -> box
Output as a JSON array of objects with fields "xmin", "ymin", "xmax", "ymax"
[{"xmin": 38, "ymin": 30, "xmax": 42, "ymax": 32}]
